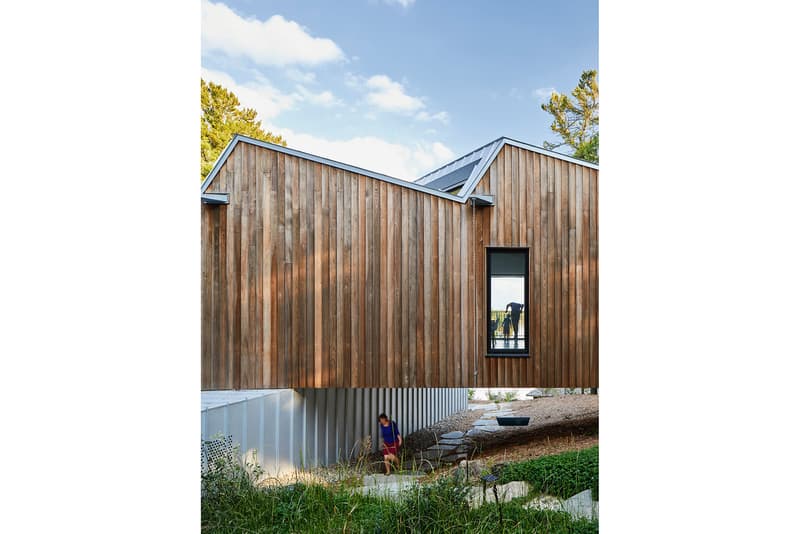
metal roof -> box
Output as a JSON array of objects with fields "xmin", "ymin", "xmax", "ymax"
[
  {"xmin": 415, "ymin": 137, "xmax": 598, "ymax": 198},
  {"xmin": 415, "ymin": 138, "xmax": 503, "ymax": 195},
  {"xmin": 201, "ymin": 134, "xmax": 597, "ymax": 205}
]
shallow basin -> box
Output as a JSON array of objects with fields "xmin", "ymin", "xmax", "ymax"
[{"xmin": 496, "ymin": 416, "xmax": 530, "ymax": 426}]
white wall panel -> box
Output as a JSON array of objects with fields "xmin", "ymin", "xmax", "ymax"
[{"xmin": 201, "ymin": 388, "xmax": 468, "ymax": 476}]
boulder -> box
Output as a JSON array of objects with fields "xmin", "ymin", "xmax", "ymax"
[
  {"xmin": 455, "ymin": 459, "xmax": 486, "ymax": 480},
  {"xmin": 440, "ymin": 431, "xmax": 465, "ymax": 439}
]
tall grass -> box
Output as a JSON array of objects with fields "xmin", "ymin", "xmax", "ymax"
[{"xmin": 201, "ymin": 453, "xmax": 598, "ymax": 533}]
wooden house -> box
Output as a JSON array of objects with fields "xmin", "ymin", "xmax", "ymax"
[{"xmin": 201, "ymin": 135, "xmax": 598, "ymax": 390}]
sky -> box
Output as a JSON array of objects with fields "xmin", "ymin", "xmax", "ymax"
[{"xmin": 201, "ymin": 0, "xmax": 598, "ymax": 180}]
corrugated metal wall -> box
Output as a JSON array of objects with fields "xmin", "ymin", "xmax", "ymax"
[{"xmin": 201, "ymin": 388, "xmax": 468, "ymax": 476}]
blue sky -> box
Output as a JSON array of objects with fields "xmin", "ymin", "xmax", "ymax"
[{"xmin": 202, "ymin": 0, "xmax": 597, "ymax": 179}]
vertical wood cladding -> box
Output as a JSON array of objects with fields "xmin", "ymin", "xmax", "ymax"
[{"xmin": 202, "ymin": 143, "xmax": 598, "ymax": 389}]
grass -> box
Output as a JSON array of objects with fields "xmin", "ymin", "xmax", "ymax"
[
  {"xmin": 202, "ymin": 450, "xmax": 598, "ymax": 533},
  {"xmin": 498, "ymin": 446, "xmax": 599, "ymax": 500}
]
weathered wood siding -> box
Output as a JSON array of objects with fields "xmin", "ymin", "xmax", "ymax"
[
  {"xmin": 472, "ymin": 145, "xmax": 598, "ymax": 387},
  {"xmin": 202, "ymin": 142, "xmax": 598, "ymax": 389}
]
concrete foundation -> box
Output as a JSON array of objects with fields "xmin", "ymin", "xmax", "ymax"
[{"xmin": 201, "ymin": 388, "xmax": 468, "ymax": 476}]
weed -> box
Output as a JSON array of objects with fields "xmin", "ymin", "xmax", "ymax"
[{"xmin": 498, "ymin": 446, "xmax": 599, "ymax": 500}]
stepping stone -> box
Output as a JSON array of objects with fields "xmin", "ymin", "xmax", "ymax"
[
  {"xmin": 472, "ymin": 419, "xmax": 496, "ymax": 426},
  {"xmin": 480, "ymin": 412, "xmax": 513, "ymax": 418},
  {"xmin": 356, "ymin": 473, "xmax": 423, "ymax": 499},
  {"xmin": 468, "ymin": 404, "xmax": 499, "ymax": 411},
  {"xmin": 467, "ymin": 481, "xmax": 530, "ymax": 508},
  {"xmin": 440, "ymin": 431, "xmax": 465, "ymax": 439},
  {"xmin": 437, "ymin": 438, "xmax": 463, "ymax": 445},
  {"xmin": 480, "ymin": 425, "xmax": 502, "ymax": 432},
  {"xmin": 439, "ymin": 453, "xmax": 467, "ymax": 463},
  {"xmin": 418, "ymin": 449, "xmax": 444, "ymax": 460},
  {"xmin": 562, "ymin": 489, "xmax": 596, "ymax": 521},
  {"xmin": 428, "ymin": 443, "xmax": 458, "ymax": 451}
]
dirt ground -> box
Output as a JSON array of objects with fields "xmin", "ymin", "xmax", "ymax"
[{"xmin": 404, "ymin": 394, "xmax": 598, "ymax": 464}]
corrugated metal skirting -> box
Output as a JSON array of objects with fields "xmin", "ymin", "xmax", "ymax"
[{"xmin": 201, "ymin": 388, "xmax": 468, "ymax": 476}]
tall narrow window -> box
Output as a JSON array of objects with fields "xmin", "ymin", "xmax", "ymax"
[{"xmin": 487, "ymin": 249, "xmax": 529, "ymax": 356}]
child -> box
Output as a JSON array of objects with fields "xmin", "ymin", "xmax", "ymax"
[{"xmin": 502, "ymin": 313, "xmax": 512, "ymax": 342}]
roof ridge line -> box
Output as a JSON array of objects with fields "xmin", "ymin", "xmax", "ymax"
[{"xmin": 415, "ymin": 136, "xmax": 505, "ymax": 182}]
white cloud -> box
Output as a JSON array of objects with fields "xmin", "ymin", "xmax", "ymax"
[
  {"xmin": 415, "ymin": 110, "xmax": 450, "ymax": 124},
  {"xmin": 383, "ymin": 0, "xmax": 416, "ymax": 7},
  {"xmin": 534, "ymin": 87, "xmax": 557, "ymax": 102},
  {"xmin": 285, "ymin": 69, "xmax": 316, "ymax": 84},
  {"xmin": 295, "ymin": 85, "xmax": 342, "ymax": 107},
  {"xmin": 365, "ymin": 74, "xmax": 425, "ymax": 112},
  {"xmin": 202, "ymin": 0, "xmax": 344, "ymax": 66},
  {"xmin": 267, "ymin": 124, "xmax": 454, "ymax": 180},
  {"xmin": 202, "ymin": 68, "xmax": 343, "ymax": 122},
  {"xmin": 202, "ymin": 67, "xmax": 297, "ymax": 119},
  {"xmin": 349, "ymin": 73, "xmax": 449, "ymax": 122}
]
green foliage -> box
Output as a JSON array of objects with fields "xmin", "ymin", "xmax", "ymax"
[
  {"xmin": 201, "ymin": 79, "xmax": 287, "ymax": 179},
  {"xmin": 467, "ymin": 388, "xmax": 476, "ymax": 401},
  {"xmin": 503, "ymin": 391, "xmax": 518, "ymax": 402},
  {"xmin": 201, "ymin": 459, "xmax": 598, "ymax": 533},
  {"xmin": 487, "ymin": 390, "xmax": 518, "ymax": 403},
  {"xmin": 541, "ymin": 70, "xmax": 599, "ymax": 164},
  {"xmin": 499, "ymin": 446, "xmax": 599, "ymax": 500}
]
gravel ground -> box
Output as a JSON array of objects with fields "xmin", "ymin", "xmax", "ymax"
[{"xmin": 403, "ymin": 394, "xmax": 598, "ymax": 455}]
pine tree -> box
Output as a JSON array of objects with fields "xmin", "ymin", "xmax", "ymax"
[
  {"xmin": 201, "ymin": 79, "xmax": 287, "ymax": 179},
  {"xmin": 541, "ymin": 70, "xmax": 598, "ymax": 164}
]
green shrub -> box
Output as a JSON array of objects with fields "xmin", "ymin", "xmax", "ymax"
[
  {"xmin": 467, "ymin": 388, "xmax": 476, "ymax": 401},
  {"xmin": 498, "ymin": 446, "xmax": 599, "ymax": 500},
  {"xmin": 502, "ymin": 391, "xmax": 518, "ymax": 402}
]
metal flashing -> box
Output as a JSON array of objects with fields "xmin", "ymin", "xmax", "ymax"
[{"xmin": 201, "ymin": 192, "xmax": 230, "ymax": 205}]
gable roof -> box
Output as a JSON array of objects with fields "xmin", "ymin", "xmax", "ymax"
[
  {"xmin": 201, "ymin": 134, "xmax": 598, "ymax": 205},
  {"xmin": 415, "ymin": 138, "xmax": 504, "ymax": 195},
  {"xmin": 416, "ymin": 137, "xmax": 599, "ymax": 197}
]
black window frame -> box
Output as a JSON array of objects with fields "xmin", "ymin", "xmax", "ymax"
[{"xmin": 486, "ymin": 247, "xmax": 530, "ymax": 357}]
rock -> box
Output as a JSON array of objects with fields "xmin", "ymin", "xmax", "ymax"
[
  {"xmin": 456, "ymin": 459, "xmax": 486, "ymax": 479},
  {"xmin": 356, "ymin": 473, "xmax": 422, "ymax": 499},
  {"xmin": 467, "ymin": 481, "xmax": 530, "ymax": 508},
  {"xmin": 427, "ymin": 443, "xmax": 458, "ymax": 451},
  {"xmin": 440, "ymin": 431, "xmax": 465, "ymax": 439},
  {"xmin": 437, "ymin": 438, "xmax": 463, "ymax": 445},
  {"xmin": 496, "ymin": 481, "xmax": 530, "ymax": 501},
  {"xmin": 562, "ymin": 489, "xmax": 596, "ymax": 521},
  {"xmin": 466, "ymin": 428, "xmax": 486, "ymax": 437},
  {"xmin": 525, "ymin": 388, "xmax": 544, "ymax": 398}
]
